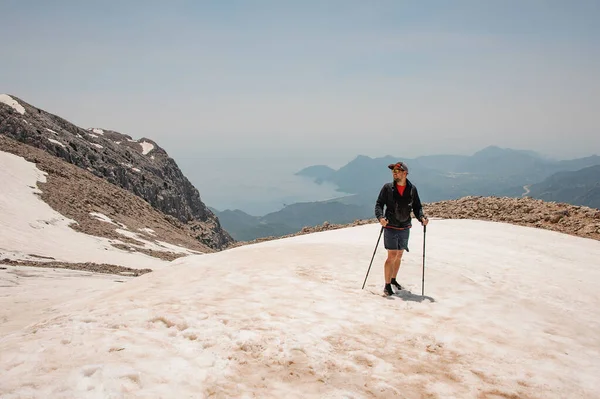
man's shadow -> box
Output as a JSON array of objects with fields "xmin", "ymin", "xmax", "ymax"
[{"xmin": 388, "ymin": 290, "xmax": 435, "ymax": 303}]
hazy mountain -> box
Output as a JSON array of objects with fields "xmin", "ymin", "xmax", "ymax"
[
  {"xmin": 457, "ymin": 146, "xmax": 548, "ymax": 178},
  {"xmin": 211, "ymin": 199, "xmax": 373, "ymax": 241},
  {"xmin": 524, "ymin": 165, "xmax": 600, "ymax": 209},
  {"xmin": 294, "ymin": 165, "xmax": 335, "ymax": 183},
  {"xmin": 555, "ymin": 155, "xmax": 600, "ymax": 171},
  {"xmin": 406, "ymin": 154, "xmax": 469, "ymax": 172}
]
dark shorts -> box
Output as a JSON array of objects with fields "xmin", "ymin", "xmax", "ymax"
[{"xmin": 383, "ymin": 227, "xmax": 410, "ymax": 251}]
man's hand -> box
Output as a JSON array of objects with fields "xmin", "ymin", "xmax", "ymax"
[
  {"xmin": 421, "ymin": 217, "xmax": 429, "ymax": 226},
  {"xmin": 379, "ymin": 218, "xmax": 388, "ymax": 227}
]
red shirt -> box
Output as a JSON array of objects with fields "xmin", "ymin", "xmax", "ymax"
[{"xmin": 396, "ymin": 184, "xmax": 406, "ymax": 196}]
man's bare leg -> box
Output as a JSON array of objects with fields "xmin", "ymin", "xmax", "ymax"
[
  {"xmin": 385, "ymin": 250, "xmax": 402, "ymax": 283},
  {"xmin": 384, "ymin": 254, "xmax": 394, "ymax": 284},
  {"xmin": 391, "ymin": 250, "xmax": 404, "ymax": 280}
]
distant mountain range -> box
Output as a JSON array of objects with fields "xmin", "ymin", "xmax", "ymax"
[
  {"xmin": 214, "ymin": 146, "xmax": 600, "ymax": 241},
  {"xmin": 296, "ymin": 146, "xmax": 600, "ymax": 202}
]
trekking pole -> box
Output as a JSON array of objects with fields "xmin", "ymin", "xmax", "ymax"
[
  {"xmin": 421, "ymin": 225, "xmax": 427, "ymax": 296},
  {"xmin": 362, "ymin": 226, "xmax": 384, "ymax": 289}
]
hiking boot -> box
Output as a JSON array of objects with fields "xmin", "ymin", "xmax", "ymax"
[
  {"xmin": 391, "ymin": 280, "xmax": 404, "ymax": 291},
  {"xmin": 383, "ymin": 284, "xmax": 394, "ymax": 296}
]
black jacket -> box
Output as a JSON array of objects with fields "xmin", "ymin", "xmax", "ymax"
[{"xmin": 375, "ymin": 179, "xmax": 425, "ymax": 228}]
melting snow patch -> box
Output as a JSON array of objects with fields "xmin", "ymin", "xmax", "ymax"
[
  {"xmin": 140, "ymin": 141, "xmax": 155, "ymax": 155},
  {"xmin": 92, "ymin": 143, "xmax": 103, "ymax": 149},
  {"xmin": 88, "ymin": 133, "xmax": 99, "ymax": 139},
  {"xmin": 115, "ymin": 229, "xmax": 199, "ymax": 255},
  {"xmin": 92, "ymin": 128, "xmax": 104, "ymax": 135},
  {"xmin": 22, "ymin": 119, "xmax": 29, "ymax": 125},
  {"xmin": 138, "ymin": 228, "xmax": 156, "ymax": 236},
  {"xmin": 47, "ymin": 138, "xmax": 66, "ymax": 148},
  {"xmin": 0, "ymin": 94, "xmax": 25, "ymax": 115},
  {"xmin": 89, "ymin": 212, "xmax": 117, "ymax": 225},
  {"xmin": 46, "ymin": 128, "xmax": 58, "ymax": 135},
  {"xmin": 119, "ymin": 163, "xmax": 140, "ymax": 173}
]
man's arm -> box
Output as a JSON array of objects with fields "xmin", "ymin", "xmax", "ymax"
[
  {"xmin": 412, "ymin": 186, "xmax": 427, "ymax": 223},
  {"xmin": 375, "ymin": 185, "xmax": 387, "ymax": 221}
]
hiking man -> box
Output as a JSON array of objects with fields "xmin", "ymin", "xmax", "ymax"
[{"xmin": 375, "ymin": 161, "xmax": 429, "ymax": 296}]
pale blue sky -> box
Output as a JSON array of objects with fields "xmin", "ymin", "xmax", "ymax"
[{"xmin": 2, "ymin": 0, "xmax": 599, "ymax": 165}]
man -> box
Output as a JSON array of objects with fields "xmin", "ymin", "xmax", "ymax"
[{"xmin": 375, "ymin": 161, "xmax": 429, "ymax": 296}]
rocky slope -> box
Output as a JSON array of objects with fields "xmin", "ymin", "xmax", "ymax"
[
  {"xmin": 1, "ymin": 135, "xmax": 216, "ymax": 263},
  {"xmin": 423, "ymin": 196, "xmax": 600, "ymax": 240},
  {"xmin": 0, "ymin": 94, "xmax": 233, "ymax": 250}
]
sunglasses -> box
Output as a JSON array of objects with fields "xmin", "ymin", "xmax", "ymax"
[{"xmin": 389, "ymin": 162, "xmax": 407, "ymax": 172}]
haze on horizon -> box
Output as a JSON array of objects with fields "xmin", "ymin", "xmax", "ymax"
[{"xmin": 2, "ymin": 1, "xmax": 599, "ymax": 214}]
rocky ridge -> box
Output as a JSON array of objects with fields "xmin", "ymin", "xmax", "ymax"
[
  {"xmin": 0, "ymin": 94, "xmax": 233, "ymax": 250},
  {"xmin": 424, "ymin": 196, "xmax": 600, "ymax": 240}
]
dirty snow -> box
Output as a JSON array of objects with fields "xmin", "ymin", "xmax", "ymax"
[
  {"xmin": 1, "ymin": 221, "xmax": 599, "ymax": 398},
  {"xmin": 90, "ymin": 212, "xmax": 117, "ymax": 225},
  {"xmin": 1, "ymin": 150, "xmax": 600, "ymax": 398},
  {"xmin": 115, "ymin": 229, "xmax": 201, "ymax": 256},
  {"xmin": 138, "ymin": 228, "xmax": 156, "ymax": 236}
]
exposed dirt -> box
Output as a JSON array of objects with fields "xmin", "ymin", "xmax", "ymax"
[{"xmin": 0, "ymin": 258, "xmax": 152, "ymax": 276}]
